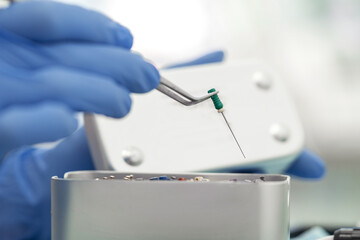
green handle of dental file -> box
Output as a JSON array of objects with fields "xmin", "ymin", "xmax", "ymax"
[{"xmin": 208, "ymin": 88, "xmax": 223, "ymax": 110}]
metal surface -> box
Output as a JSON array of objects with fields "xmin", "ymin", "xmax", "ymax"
[
  {"xmin": 52, "ymin": 171, "xmax": 290, "ymax": 240},
  {"xmin": 220, "ymin": 111, "xmax": 246, "ymax": 158},
  {"xmin": 253, "ymin": 71, "xmax": 272, "ymax": 90},
  {"xmin": 270, "ymin": 123, "xmax": 290, "ymax": 142},
  {"xmin": 84, "ymin": 61, "xmax": 304, "ymax": 173},
  {"xmin": 157, "ymin": 77, "xmax": 219, "ymax": 106},
  {"xmin": 121, "ymin": 146, "xmax": 144, "ymax": 166}
]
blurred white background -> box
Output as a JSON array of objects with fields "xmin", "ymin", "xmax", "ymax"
[{"xmin": 60, "ymin": 0, "xmax": 360, "ymax": 227}]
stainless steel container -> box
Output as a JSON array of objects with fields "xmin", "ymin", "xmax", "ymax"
[{"xmin": 52, "ymin": 171, "xmax": 290, "ymax": 240}]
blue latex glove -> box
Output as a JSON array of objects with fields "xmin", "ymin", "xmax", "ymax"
[
  {"xmin": 0, "ymin": 1, "xmax": 160, "ymax": 160},
  {"xmin": 0, "ymin": 1, "xmax": 159, "ymax": 240}
]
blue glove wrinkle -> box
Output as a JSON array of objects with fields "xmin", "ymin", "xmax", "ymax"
[
  {"xmin": 0, "ymin": 75, "xmax": 45, "ymax": 109},
  {"xmin": 0, "ymin": 1, "xmax": 133, "ymax": 48},
  {"xmin": 284, "ymin": 149, "xmax": 326, "ymax": 179},
  {"xmin": 0, "ymin": 28, "xmax": 51, "ymax": 69}
]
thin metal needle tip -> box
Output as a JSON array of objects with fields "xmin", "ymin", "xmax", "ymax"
[{"xmin": 220, "ymin": 112, "xmax": 246, "ymax": 158}]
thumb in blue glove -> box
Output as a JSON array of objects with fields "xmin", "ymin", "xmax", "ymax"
[{"xmin": 0, "ymin": 128, "xmax": 93, "ymax": 240}]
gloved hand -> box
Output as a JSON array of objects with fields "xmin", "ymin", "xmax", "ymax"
[
  {"xmin": 0, "ymin": 2, "xmax": 324, "ymax": 240},
  {"xmin": 0, "ymin": 1, "xmax": 159, "ymax": 240}
]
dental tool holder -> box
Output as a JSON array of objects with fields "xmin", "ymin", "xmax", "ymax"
[
  {"xmin": 84, "ymin": 61, "xmax": 304, "ymax": 173},
  {"xmin": 51, "ymin": 171, "xmax": 290, "ymax": 240}
]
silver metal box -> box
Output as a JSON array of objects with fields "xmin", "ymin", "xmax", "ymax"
[{"xmin": 52, "ymin": 171, "xmax": 290, "ymax": 240}]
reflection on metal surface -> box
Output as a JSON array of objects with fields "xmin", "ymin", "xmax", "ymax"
[
  {"xmin": 253, "ymin": 71, "xmax": 272, "ymax": 90},
  {"xmin": 270, "ymin": 123, "xmax": 290, "ymax": 142},
  {"xmin": 121, "ymin": 146, "xmax": 144, "ymax": 166}
]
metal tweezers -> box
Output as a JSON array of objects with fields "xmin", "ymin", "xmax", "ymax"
[{"xmin": 157, "ymin": 77, "xmax": 219, "ymax": 106}]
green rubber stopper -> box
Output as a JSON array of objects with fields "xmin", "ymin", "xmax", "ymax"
[{"xmin": 208, "ymin": 88, "xmax": 223, "ymax": 110}]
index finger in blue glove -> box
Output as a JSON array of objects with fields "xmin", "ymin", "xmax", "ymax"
[
  {"xmin": 0, "ymin": 28, "xmax": 160, "ymax": 93},
  {"xmin": 0, "ymin": 67, "xmax": 132, "ymax": 118},
  {"xmin": 0, "ymin": 102, "xmax": 77, "ymax": 160},
  {"xmin": 0, "ymin": 1, "xmax": 133, "ymax": 49},
  {"xmin": 43, "ymin": 43, "xmax": 160, "ymax": 93},
  {"xmin": 0, "ymin": 30, "xmax": 160, "ymax": 93},
  {"xmin": 32, "ymin": 67, "xmax": 132, "ymax": 118}
]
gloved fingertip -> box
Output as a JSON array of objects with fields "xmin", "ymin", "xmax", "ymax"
[
  {"xmin": 113, "ymin": 23, "xmax": 133, "ymax": 49},
  {"xmin": 146, "ymin": 62, "xmax": 161, "ymax": 88},
  {"xmin": 134, "ymin": 61, "xmax": 160, "ymax": 93},
  {"xmin": 112, "ymin": 89, "xmax": 132, "ymax": 118},
  {"xmin": 29, "ymin": 103, "xmax": 79, "ymax": 142},
  {"xmin": 0, "ymin": 103, "xmax": 78, "ymax": 146},
  {"xmin": 284, "ymin": 150, "xmax": 326, "ymax": 179},
  {"xmin": 62, "ymin": 113, "xmax": 79, "ymax": 135},
  {"xmin": 41, "ymin": 127, "xmax": 95, "ymax": 174}
]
